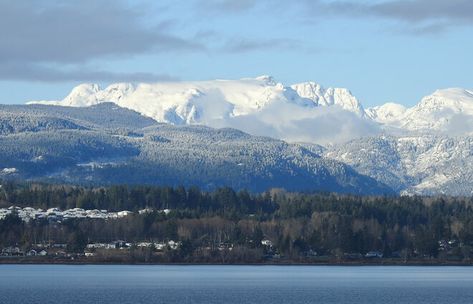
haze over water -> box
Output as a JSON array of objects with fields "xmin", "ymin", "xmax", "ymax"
[{"xmin": 1, "ymin": 265, "xmax": 472, "ymax": 304}]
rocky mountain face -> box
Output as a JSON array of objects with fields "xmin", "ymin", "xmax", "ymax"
[
  {"xmin": 29, "ymin": 77, "xmax": 473, "ymax": 136},
  {"xmin": 369, "ymin": 88, "xmax": 473, "ymax": 134},
  {"xmin": 291, "ymin": 82, "xmax": 366, "ymax": 117},
  {"xmin": 0, "ymin": 103, "xmax": 392, "ymax": 195},
  {"xmin": 29, "ymin": 76, "xmax": 375, "ymax": 145},
  {"xmin": 30, "ymin": 76, "xmax": 366, "ymax": 123},
  {"xmin": 329, "ymin": 88, "xmax": 473, "ymax": 196},
  {"xmin": 325, "ymin": 135, "xmax": 473, "ymax": 196}
]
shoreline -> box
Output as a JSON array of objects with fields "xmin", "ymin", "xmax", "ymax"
[{"xmin": 2, "ymin": 259, "xmax": 473, "ymax": 267}]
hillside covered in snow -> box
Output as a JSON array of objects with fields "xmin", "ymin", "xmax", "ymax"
[
  {"xmin": 21, "ymin": 76, "xmax": 473, "ymax": 196},
  {"xmin": 0, "ymin": 103, "xmax": 392, "ymax": 195}
]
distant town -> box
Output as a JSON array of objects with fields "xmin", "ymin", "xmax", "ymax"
[{"xmin": 0, "ymin": 206, "xmax": 170, "ymax": 222}]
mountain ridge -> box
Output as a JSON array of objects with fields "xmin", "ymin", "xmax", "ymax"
[
  {"xmin": 29, "ymin": 76, "xmax": 473, "ymax": 142},
  {"xmin": 19, "ymin": 77, "xmax": 473, "ymax": 196},
  {"xmin": 0, "ymin": 103, "xmax": 393, "ymax": 195}
]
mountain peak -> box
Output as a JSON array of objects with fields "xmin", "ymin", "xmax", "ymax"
[
  {"xmin": 291, "ymin": 82, "xmax": 365, "ymax": 116},
  {"xmin": 395, "ymin": 88, "xmax": 473, "ymax": 131},
  {"xmin": 27, "ymin": 76, "xmax": 473, "ymax": 140},
  {"xmin": 29, "ymin": 77, "xmax": 367, "ymax": 123},
  {"xmin": 254, "ymin": 75, "xmax": 277, "ymax": 85},
  {"xmin": 419, "ymin": 88, "xmax": 473, "ymax": 109},
  {"xmin": 61, "ymin": 83, "xmax": 101, "ymax": 107},
  {"xmin": 366, "ymin": 103, "xmax": 407, "ymax": 124},
  {"xmin": 411, "ymin": 88, "xmax": 473, "ymax": 114}
]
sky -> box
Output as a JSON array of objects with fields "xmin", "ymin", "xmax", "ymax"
[{"xmin": 0, "ymin": 0, "xmax": 472, "ymax": 107}]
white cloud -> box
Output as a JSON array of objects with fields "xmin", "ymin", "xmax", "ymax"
[{"xmin": 208, "ymin": 101, "xmax": 380, "ymax": 144}]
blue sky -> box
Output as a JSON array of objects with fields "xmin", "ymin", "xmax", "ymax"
[{"xmin": 0, "ymin": 0, "xmax": 472, "ymax": 107}]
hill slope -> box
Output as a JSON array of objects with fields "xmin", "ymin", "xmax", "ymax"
[{"xmin": 0, "ymin": 103, "xmax": 392, "ymax": 194}]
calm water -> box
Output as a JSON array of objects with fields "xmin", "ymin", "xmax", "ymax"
[{"xmin": 1, "ymin": 265, "xmax": 473, "ymax": 304}]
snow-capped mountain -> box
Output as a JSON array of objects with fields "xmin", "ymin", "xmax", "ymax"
[
  {"xmin": 24, "ymin": 77, "xmax": 473, "ymax": 196},
  {"xmin": 31, "ymin": 76, "xmax": 364, "ymax": 123},
  {"xmin": 31, "ymin": 76, "xmax": 473, "ymax": 139},
  {"xmin": 291, "ymin": 82, "xmax": 365, "ymax": 117},
  {"xmin": 365, "ymin": 103, "xmax": 407, "ymax": 125},
  {"xmin": 400, "ymin": 88, "xmax": 473, "ymax": 133},
  {"xmin": 27, "ymin": 77, "xmax": 473, "ymax": 139},
  {"xmin": 325, "ymin": 135, "xmax": 473, "ymax": 196},
  {"xmin": 367, "ymin": 88, "xmax": 473, "ymax": 134},
  {"xmin": 29, "ymin": 76, "xmax": 375, "ymax": 144}
]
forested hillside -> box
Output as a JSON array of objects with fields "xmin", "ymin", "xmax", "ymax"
[
  {"xmin": 1, "ymin": 182, "xmax": 472, "ymax": 264},
  {"xmin": 0, "ymin": 103, "xmax": 391, "ymax": 194}
]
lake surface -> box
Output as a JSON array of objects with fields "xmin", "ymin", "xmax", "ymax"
[{"xmin": 1, "ymin": 265, "xmax": 473, "ymax": 303}]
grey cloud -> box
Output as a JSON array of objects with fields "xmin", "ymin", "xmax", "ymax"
[
  {"xmin": 0, "ymin": 0, "xmax": 203, "ymax": 64},
  {"xmin": 0, "ymin": 0, "xmax": 200, "ymax": 82},
  {"xmin": 223, "ymin": 38, "xmax": 300, "ymax": 53},
  {"xmin": 308, "ymin": 0, "xmax": 473, "ymax": 34},
  {"xmin": 368, "ymin": 0, "xmax": 473, "ymax": 24},
  {"xmin": 197, "ymin": 0, "xmax": 258, "ymax": 13},
  {"xmin": 398, "ymin": 22, "xmax": 452, "ymax": 36},
  {"xmin": 0, "ymin": 63, "xmax": 177, "ymax": 83},
  {"xmin": 196, "ymin": 0, "xmax": 473, "ymax": 33}
]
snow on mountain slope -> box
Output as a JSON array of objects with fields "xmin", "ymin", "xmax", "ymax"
[
  {"xmin": 33, "ymin": 78, "xmax": 283, "ymax": 124},
  {"xmin": 325, "ymin": 135, "xmax": 473, "ymax": 196},
  {"xmin": 60, "ymin": 84, "xmax": 102, "ymax": 107},
  {"xmin": 367, "ymin": 89, "xmax": 473, "ymax": 134},
  {"xmin": 28, "ymin": 76, "xmax": 473, "ymax": 142},
  {"xmin": 21, "ymin": 78, "xmax": 473, "ymax": 195},
  {"xmin": 400, "ymin": 88, "xmax": 473, "ymax": 133},
  {"xmin": 31, "ymin": 76, "xmax": 473, "ymax": 140},
  {"xmin": 0, "ymin": 103, "xmax": 393, "ymax": 195},
  {"xmin": 31, "ymin": 76, "xmax": 366, "ymax": 120},
  {"xmin": 291, "ymin": 82, "xmax": 365, "ymax": 117},
  {"xmin": 365, "ymin": 102, "xmax": 407, "ymax": 125},
  {"xmin": 29, "ymin": 76, "xmax": 377, "ymax": 144}
]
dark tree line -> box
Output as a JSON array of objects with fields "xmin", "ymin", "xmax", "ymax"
[
  {"xmin": 2, "ymin": 181, "xmax": 473, "ymax": 263},
  {"xmin": 0, "ymin": 182, "xmax": 277, "ymax": 216}
]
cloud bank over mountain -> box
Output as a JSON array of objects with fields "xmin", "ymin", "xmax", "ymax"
[
  {"xmin": 29, "ymin": 76, "xmax": 383, "ymax": 144},
  {"xmin": 215, "ymin": 102, "xmax": 379, "ymax": 144},
  {"xmin": 29, "ymin": 76, "xmax": 473, "ymax": 144},
  {"xmin": 10, "ymin": 75, "xmax": 473, "ymax": 196}
]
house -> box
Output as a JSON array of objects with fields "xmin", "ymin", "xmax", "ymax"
[
  {"xmin": 114, "ymin": 240, "xmax": 128, "ymax": 248},
  {"xmin": 137, "ymin": 242, "xmax": 154, "ymax": 248},
  {"xmin": 218, "ymin": 242, "xmax": 234, "ymax": 251},
  {"xmin": 365, "ymin": 251, "xmax": 383, "ymax": 258},
  {"xmin": 52, "ymin": 243, "xmax": 67, "ymax": 249},
  {"xmin": 167, "ymin": 240, "xmax": 180, "ymax": 250},
  {"xmin": 138, "ymin": 208, "xmax": 154, "ymax": 214},
  {"xmin": 87, "ymin": 243, "xmax": 105, "ymax": 249},
  {"xmin": 2, "ymin": 246, "xmax": 23, "ymax": 256},
  {"xmin": 261, "ymin": 239, "xmax": 273, "ymax": 247},
  {"xmin": 26, "ymin": 249, "xmax": 38, "ymax": 256},
  {"xmin": 88, "ymin": 240, "xmax": 130, "ymax": 249},
  {"xmin": 155, "ymin": 243, "xmax": 166, "ymax": 251},
  {"xmin": 438, "ymin": 240, "xmax": 449, "ymax": 251},
  {"xmin": 117, "ymin": 211, "xmax": 133, "ymax": 218},
  {"xmin": 55, "ymin": 251, "xmax": 67, "ymax": 257}
]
